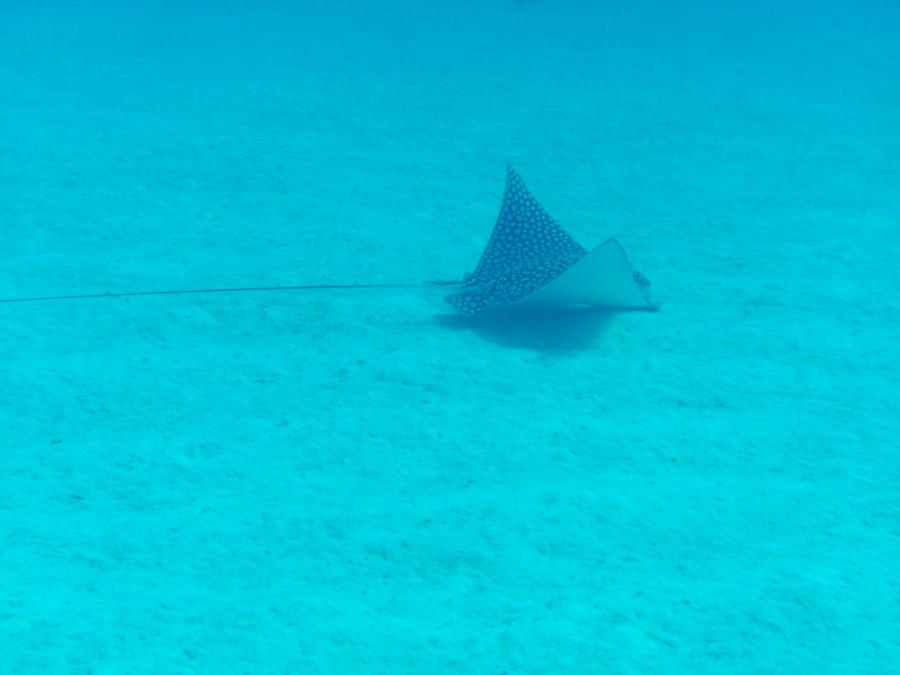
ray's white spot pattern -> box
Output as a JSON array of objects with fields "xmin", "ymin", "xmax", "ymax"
[{"xmin": 446, "ymin": 167, "xmax": 587, "ymax": 315}]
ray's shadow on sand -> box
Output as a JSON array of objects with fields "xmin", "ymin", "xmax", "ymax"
[{"xmin": 435, "ymin": 306, "xmax": 618, "ymax": 352}]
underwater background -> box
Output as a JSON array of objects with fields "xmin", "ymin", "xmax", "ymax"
[{"xmin": 1, "ymin": 0, "xmax": 898, "ymax": 671}]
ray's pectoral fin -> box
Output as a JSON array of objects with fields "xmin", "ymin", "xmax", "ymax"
[
  {"xmin": 445, "ymin": 167, "xmax": 658, "ymax": 316},
  {"xmin": 519, "ymin": 238, "xmax": 658, "ymax": 311}
]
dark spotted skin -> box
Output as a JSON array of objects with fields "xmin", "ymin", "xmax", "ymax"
[{"xmin": 446, "ymin": 167, "xmax": 587, "ymax": 315}]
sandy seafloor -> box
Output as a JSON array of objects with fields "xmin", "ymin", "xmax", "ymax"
[{"xmin": 1, "ymin": 1, "xmax": 899, "ymax": 672}]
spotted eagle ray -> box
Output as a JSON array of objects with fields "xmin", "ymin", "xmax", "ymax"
[
  {"xmin": 0, "ymin": 167, "xmax": 657, "ymax": 314},
  {"xmin": 444, "ymin": 166, "xmax": 657, "ymax": 314}
]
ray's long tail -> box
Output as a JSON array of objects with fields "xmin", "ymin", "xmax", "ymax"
[{"xmin": 0, "ymin": 281, "xmax": 463, "ymax": 305}]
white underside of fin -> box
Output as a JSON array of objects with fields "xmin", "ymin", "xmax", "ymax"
[{"xmin": 516, "ymin": 238, "xmax": 657, "ymax": 310}]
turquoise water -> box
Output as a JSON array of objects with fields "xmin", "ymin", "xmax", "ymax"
[{"xmin": 2, "ymin": 1, "xmax": 898, "ymax": 671}]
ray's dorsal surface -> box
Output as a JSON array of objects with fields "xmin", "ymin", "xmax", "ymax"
[{"xmin": 445, "ymin": 167, "xmax": 658, "ymax": 315}]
